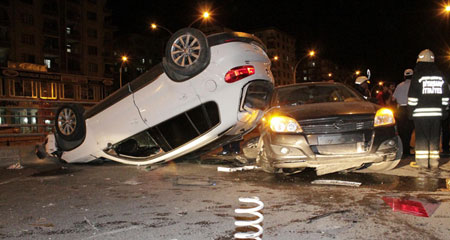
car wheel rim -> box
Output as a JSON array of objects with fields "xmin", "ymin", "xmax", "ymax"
[
  {"xmin": 170, "ymin": 33, "xmax": 201, "ymax": 67},
  {"xmin": 57, "ymin": 108, "xmax": 77, "ymax": 136}
]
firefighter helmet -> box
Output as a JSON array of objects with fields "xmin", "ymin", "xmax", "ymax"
[
  {"xmin": 417, "ymin": 49, "xmax": 434, "ymax": 63},
  {"xmin": 355, "ymin": 76, "xmax": 369, "ymax": 85}
]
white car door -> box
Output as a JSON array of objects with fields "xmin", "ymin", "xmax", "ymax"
[{"xmin": 131, "ymin": 75, "xmax": 201, "ymax": 130}]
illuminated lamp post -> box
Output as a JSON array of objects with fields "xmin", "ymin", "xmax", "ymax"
[
  {"xmin": 293, "ymin": 50, "xmax": 316, "ymax": 82},
  {"xmin": 119, "ymin": 56, "xmax": 128, "ymax": 88}
]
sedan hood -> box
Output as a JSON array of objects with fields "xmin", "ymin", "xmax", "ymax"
[{"xmin": 278, "ymin": 101, "xmax": 379, "ymax": 121}]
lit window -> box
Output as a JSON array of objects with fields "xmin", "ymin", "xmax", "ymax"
[
  {"xmin": 66, "ymin": 44, "xmax": 72, "ymax": 53},
  {"xmin": 141, "ymin": 58, "xmax": 145, "ymax": 64},
  {"xmin": 304, "ymin": 77, "xmax": 307, "ymax": 81},
  {"xmin": 44, "ymin": 59, "xmax": 51, "ymax": 69},
  {"xmin": 312, "ymin": 62, "xmax": 316, "ymax": 67},
  {"xmin": 66, "ymin": 27, "xmax": 71, "ymax": 34}
]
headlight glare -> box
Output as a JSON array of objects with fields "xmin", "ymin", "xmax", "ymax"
[
  {"xmin": 374, "ymin": 108, "xmax": 395, "ymax": 127},
  {"xmin": 269, "ymin": 116, "xmax": 302, "ymax": 133}
]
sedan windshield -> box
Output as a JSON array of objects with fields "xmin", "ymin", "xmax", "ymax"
[{"xmin": 273, "ymin": 84, "xmax": 363, "ymax": 107}]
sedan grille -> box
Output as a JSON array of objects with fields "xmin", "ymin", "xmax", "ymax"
[{"xmin": 299, "ymin": 115, "xmax": 374, "ymax": 134}]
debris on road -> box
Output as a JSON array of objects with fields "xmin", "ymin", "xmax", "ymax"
[
  {"xmin": 143, "ymin": 162, "xmax": 167, "ymax": 171},
  {"xmin": 174, "ymin": 177, "xmax": 216, "ymax": 186},
  {"xmin": 306, "ymin": 210, "xmax": 350, "ymax": 224},
  {"xmin": 6, "ymin": 162, "xmax": 23, "ymax": 170},
  {"xmin": 30, "ymin": 217, "xmax": 54, "ymax": 228},
  {"xmin": 84, "ymin": 216, "xmax": 99, "ymax": 231},
  {"xmin": 217, "ymin": 166, "xmax": 259, "ymax": 172},
  {"xmin": 382, "ymin": 196, "xmax": 441, "ymax": 217},
  {"xmin": 311, "ymin": 179, "xmax": 362, "ymax": 187},
  {"xmin": 123, "ymin": 179, "xmax": 142, "ymax": 185}
]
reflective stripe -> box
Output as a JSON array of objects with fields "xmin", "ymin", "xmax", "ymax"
[
  {"xmin": 415, "ymin": 150, "xmax": 429, "ymax": 154},
  {"xmin": 408, "ymin": 98, "xmax": 418, "ymax": 106},
  {"xmin": 416, "ymin": 150, "xmax": 439, "ymax": 159},
  {"xmin": 413, "ymin": 107, "xmax": 442, "ymax": 117},
  {"xmin": 413, "ymin": 108, "xmax": 442, "ymax": 112},
  {"xmin": 413, "ymin": 112, "xmax": 442, "ymax": 117},
  {"xmin": 418, "ymin": 76, "xmax": 444, "ymax": 82}
]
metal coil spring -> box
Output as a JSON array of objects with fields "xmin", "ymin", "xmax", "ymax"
[{"xmin": 234, "ymin": 197, "xmax": 264, "ymax": 240}]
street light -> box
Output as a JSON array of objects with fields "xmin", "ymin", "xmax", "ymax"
[
  {"xmin": 188, "ymin": 11, "xmax": 211, "ymax": 27},
  {"xmin": 293, "ymin": 50, "xmax": 316, "ymax": 82},
  {"xmin": 150, "ymin": 23, "xmax": 173, "ymax": 35},
  {"xmin": 355, "ymin": 70, "xmax": 361, "ymax": 76},
  {"xmin": 119, "ymin": 56, "xmax": 128, "ymax": 88}
]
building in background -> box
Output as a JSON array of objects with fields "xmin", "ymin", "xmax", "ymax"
[
  {"xmin": 296, "ymin": 58, "xmax": 354, "ymax": 84},
  {"xmin": 253, "ymin": 27, "xmax": 296, "ymax": 86},
  {"xmin": 0, "ymin": 0, "xmax": 115, "ymax": 145}
]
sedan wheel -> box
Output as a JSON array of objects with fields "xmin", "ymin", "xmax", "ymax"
[
  {"xmin": 55, "ymin": 104, "xmax": 86, "ymax": 142},
  {"xmin": 163, "ymin": 28, "xmax": 210, "ymax": 82},
  {"xmin": 170, "ymin": 33, "xmax": 201, "ymax": 67},
  {"xmin": 58, "ymin": 108, "xmax": 77, "ymax": 136}
]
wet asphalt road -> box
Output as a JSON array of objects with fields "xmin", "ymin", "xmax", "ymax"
[{"xmin": 0, "ymin": 146, "xmax": 450, "ymax": 239}]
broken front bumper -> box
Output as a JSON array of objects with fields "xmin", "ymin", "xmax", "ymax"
[{"xmin": 262, "ymin": 126, "xmax": 400, "ymax": 175}]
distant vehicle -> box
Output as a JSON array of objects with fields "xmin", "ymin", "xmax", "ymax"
[
  {"xmin": 255, "ymin": 82, "xmax": 401, "ymax": 175},
  {"xmin": 37, "ymin": 28, "xmax": 274, "ymax": 165}
]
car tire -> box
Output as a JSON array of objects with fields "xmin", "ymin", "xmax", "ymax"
[
  {"xmin": 162, "ymin": 28, "xmax": 210, "ymax": 82},
  {"xmin": 55, "ymin": 104, "xmax": 86, "ymax": 142},
  {"xmin": 365, "ymin": 137, "xmax": 402, "ymax": 172},
  {"xmin": 256, "ymin": 137, "xmax": 278, "ymax": 173}
]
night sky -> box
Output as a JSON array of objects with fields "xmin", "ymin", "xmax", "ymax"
[{"xmin": 108, "ymin": 0, "xmax": 450, "ymax": 83}]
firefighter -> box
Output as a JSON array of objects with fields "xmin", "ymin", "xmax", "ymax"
[{"xmin": 407, "ymin": 49, "xmax": 450, "ymax": 170}]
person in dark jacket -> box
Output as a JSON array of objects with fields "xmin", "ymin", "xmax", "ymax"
[
  {"xmin": 407, "ymin": 49, "xmax": 450, "ymax": 170},
  {"xmin": 393, "ymin": 69, "xmax": 414, "ymax": 156}
]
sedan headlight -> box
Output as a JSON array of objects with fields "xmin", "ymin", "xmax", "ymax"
[
  {"xmin": 269, "ymin": 115, "xmax": 302, "ymax": 133},
  {"xmin": 374, "ymin": 108, "xmax": 395, "ymax": 127}
]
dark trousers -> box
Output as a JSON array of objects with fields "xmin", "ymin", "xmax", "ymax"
[
  {"xmin": 414, "ymin": 118, "xmax": 441, "ymax": 168},
  {"xmin": 396, "ymin": 106, "xmax": 414, "ymax": 155},
  {"xmin": 441, "ymin": 115, "xmax": 450, "ymax": 152},
  {"xmin": 222, "ymin": 141, "xmax": 241, "ymax": 153}
]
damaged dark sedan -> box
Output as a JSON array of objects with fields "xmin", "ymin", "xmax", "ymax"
[{"xmin": 256, "ymin": 82, "xmax": 402, "ymax": 175}]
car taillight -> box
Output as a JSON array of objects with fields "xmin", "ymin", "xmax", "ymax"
[
  {"xmin": 382, "ymin": 196, "xmax": 440, "ymax": 217},
  {"xmin": 225, "ymin": 65, "xmax": 255, "ymax": 83}
]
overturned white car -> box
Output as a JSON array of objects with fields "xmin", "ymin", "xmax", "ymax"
[{"xmin": 37, "ymin": 28, "xmax": 274, "ymax": 165}]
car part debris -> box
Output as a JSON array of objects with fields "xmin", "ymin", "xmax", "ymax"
[
  {"xmin": 143, "ymin": 162, "xmax": 167, "ymax": 171},
  {"xmin": 234, "ymin": 197, "xmax": 264, "ymax": 240},
  {"xmin": 123, "ymin": 179, "xmax": 142, "ymax": 185},
  {"xmin": 7, "ymin": 162, "xmax": 23, "ymax": 170},
  {"xmin": 306, "ymin": 209, "xmax": 350, "ymax": 224},
  {"xmin": 382, "ymin": 196, "xmax": 440, "ymax": 217},
  {"xmin": 311, "ymin": 179, "xmax": 361, "ymax": 187},
  {"xmin": 217, "ymin": 166, "xmax": 259, "ymax": 172},
  {"xmin": 174, "ymin": 177, "xmax": 216, "ymax": 186},
  {"xmin": 84, "ymin": 216, "xmax": 99, "ymax": 231}
]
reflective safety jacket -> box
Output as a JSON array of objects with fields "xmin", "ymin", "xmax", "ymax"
[{"xmin": 407, "ymin": 62, "xmax": 450, "ymax": 118}]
